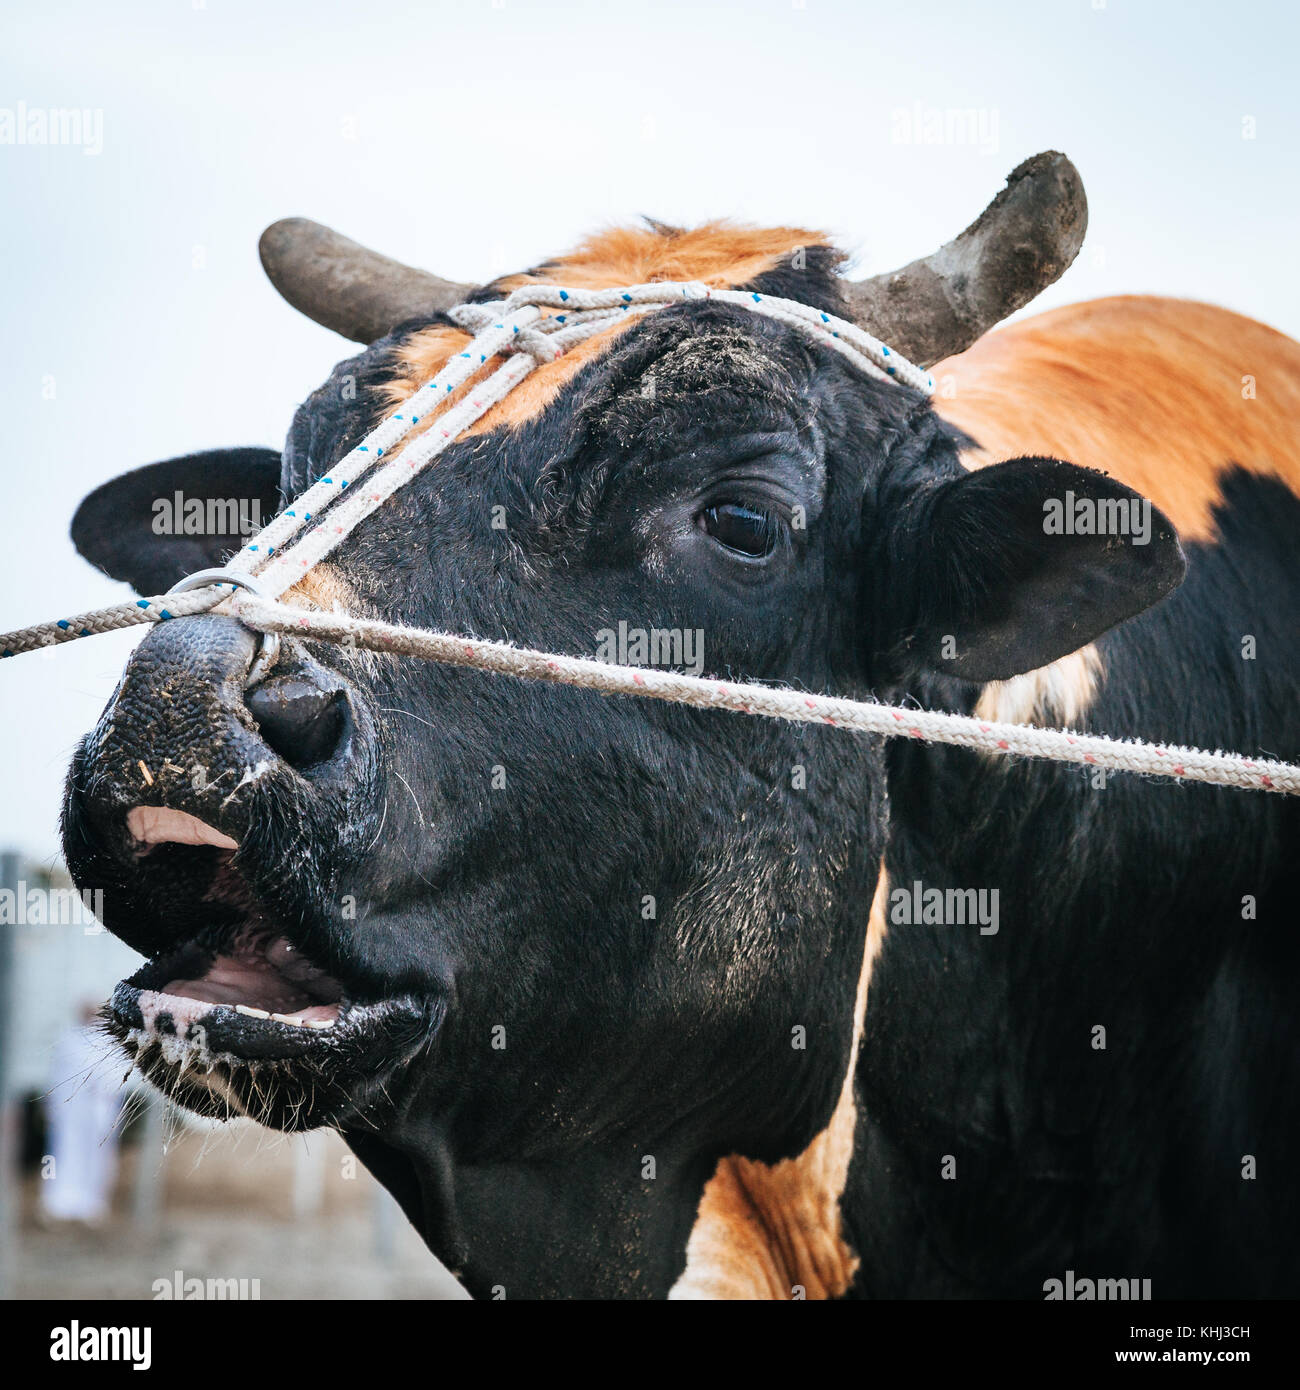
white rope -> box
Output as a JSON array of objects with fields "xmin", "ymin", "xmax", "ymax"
[
  {"xmin": 3, "ymin": 281, "xmax": 1296, "ymax": 797},
  {"xmin": 231, "ymin": 596, "xmax": 1300, "ymax": 796}
]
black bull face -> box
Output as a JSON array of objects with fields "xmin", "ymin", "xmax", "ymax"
[{"xmin": 62, "ymin": 264, "xmax": 1184, "ymax": 1296}]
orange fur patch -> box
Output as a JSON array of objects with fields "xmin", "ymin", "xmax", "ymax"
[
  {"xmin": 278, "ymin": 563, "xmax": 359, "ymax": 614},
  {"xmin": 668, "ymin": 869, "xmax": 888, "ymax": 1300},
  {"xmin": 933, "ymin": 295, "xmax": 1300, "ymax": 543},
  {"xmin": 382, "ymin": 320, "xmax": 637, "ymax": 440},
  {"xmin": 382, "ymin": 221, "xmax": 824, "ymax": 439},
  {"xmin": 496, "ymin": 221, "xmax": 825, "ymax": 297}
]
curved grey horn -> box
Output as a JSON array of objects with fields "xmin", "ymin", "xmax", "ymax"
[
  {"xmin": 258, "ymin": 218, "xmax": 475, "ymax": 343},
  {"xmin": 843, "ymin": 151, "xmax": 1087, "ymax": 368}
]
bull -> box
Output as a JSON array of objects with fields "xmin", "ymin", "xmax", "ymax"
[{"xmin": 60, "ymin": 152, "xmax": 1299, "ymax": 1298}]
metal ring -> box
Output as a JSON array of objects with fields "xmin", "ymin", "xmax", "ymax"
[
  {"xmin": 167, "ymin": 566, "xmax": 268, "ymax": 598},
  {"xmin": 166, "ymin": 568, "xmax": 281, "ymax": 687}
]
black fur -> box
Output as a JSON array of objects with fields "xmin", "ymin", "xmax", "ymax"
[{"xmin": 857, "ymin": 468, "xmax": 1300, "ymax": 1298}]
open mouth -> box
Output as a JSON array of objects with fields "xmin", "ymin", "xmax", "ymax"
[{"xmin": 104, "ymin": 809, "xmax": 437, "ymax": 1131}]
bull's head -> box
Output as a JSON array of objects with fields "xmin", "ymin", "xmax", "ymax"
[{"xmin": 62, "ymin": 154, "xmax": 1185, "ymax": 1297}]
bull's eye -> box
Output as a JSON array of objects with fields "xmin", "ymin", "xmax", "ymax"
[{"xmin": 700, "ymin": 502, "xmax": 782, "ymax": 559}]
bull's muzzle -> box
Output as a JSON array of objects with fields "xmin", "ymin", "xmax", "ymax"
[{"xmin": 72, "ymin": 613, "xmax": 358, "ymax": 856}]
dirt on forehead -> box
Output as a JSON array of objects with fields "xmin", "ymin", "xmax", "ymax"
[{"xmin": 642, "ymin": 324, "xmax": 789, "ymax": 392}]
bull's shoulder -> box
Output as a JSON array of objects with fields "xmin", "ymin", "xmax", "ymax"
[{"xmin": 931, "ymin": 295, "xmax": 1300, "ymax": 542}]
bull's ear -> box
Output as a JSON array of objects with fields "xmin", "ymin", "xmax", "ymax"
[
  {"xmin": 71, "ymin": 448, "xmax": 283, "ymax": 596},
  {"xmin": 883, "ymin": 457, "xmax": 1186, "ymax": 683}
]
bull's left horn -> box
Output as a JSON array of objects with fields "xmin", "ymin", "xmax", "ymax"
[
  {"xmin": 259, "ymin": 218, "xmax": 475, "ymax": 344},
  {"xmin": 843, "ymin": 151, "xmax": 1087, "ymax": 368}
]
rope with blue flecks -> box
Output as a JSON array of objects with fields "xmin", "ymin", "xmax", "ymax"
[
  {"xmin": 1, "ymin": 280, "xmax": 932, "ymax": 658},
  {"xmin": 2, "ymin": 281, "xmax": 1298, "ymax": 796}
]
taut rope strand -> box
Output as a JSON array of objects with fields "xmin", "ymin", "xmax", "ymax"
[
  {"xmin": 3, "ymin": 282, "xmax": 1296, "ymax": 796},
  {"xmin": 232, "ymin": 595, "xmax": 1300, "ymax": 796}
]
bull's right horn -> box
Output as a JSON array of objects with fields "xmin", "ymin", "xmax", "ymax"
[{"xmin": 842, "ymin": 151, "xmax": 1088, "ymax": 368}]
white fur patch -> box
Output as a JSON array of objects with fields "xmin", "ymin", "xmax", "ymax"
[{"xmin": 974, "ymin": 644, "xmax": 1103, "ymax": 730}]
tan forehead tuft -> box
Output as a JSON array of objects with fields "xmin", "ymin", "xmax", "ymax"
[{"xmin": 496, "ymin": 220, "xmax": 827, "ymax": 296}]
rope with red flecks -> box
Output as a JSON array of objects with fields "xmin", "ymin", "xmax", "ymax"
[{"xmin": 224, "ymin": 595, "xmax": 1300, "ymax": 796}]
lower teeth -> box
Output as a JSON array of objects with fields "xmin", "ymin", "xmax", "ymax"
[{"xmin": 232, "ymin": 1002, "xmax": 334, "ymax": 1029}]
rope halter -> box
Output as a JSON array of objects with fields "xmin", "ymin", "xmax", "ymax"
[{"xmin": 3, "ymin": 282, "xmax": 1298, "ymax": 797}]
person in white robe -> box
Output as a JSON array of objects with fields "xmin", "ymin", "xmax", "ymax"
[{"xmin": 40, "ymin": 1004, "xmax": 122, "ymax": 1224}]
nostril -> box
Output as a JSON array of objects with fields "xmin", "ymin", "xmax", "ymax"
[{"xmin": 246, "ymin": 677, "xmax": 347, "ymax": 769}]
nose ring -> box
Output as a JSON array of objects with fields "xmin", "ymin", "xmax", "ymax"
[{"xmin": 166, "ymin": 568, "xmax": 282, "ymax": 688}]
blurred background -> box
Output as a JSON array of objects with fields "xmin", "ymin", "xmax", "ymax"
[{"xmin": 0, "ymin": 0, "xmax": 1296, "ymax": 1299}]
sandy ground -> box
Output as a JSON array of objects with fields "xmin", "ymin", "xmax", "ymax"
[{"xmin": 11, "ymin": 1117, "xmax": 468, "ymax": 1300}]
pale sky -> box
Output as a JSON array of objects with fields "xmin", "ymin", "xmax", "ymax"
[{"xmin": 2, "ymin": 0, "xmax": 1297, "ymax": 861}]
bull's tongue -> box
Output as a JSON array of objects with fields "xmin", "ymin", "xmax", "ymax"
[{"xmin": 165, "ymin": 935, "xmax": 342, "ymax": 1024}]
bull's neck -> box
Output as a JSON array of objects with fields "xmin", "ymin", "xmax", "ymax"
[
  {"xmin": 342, "ymin": 1122, "xmax": 718, "ymax": 1299},
  {"xmin": 340, "ymin": 805, "xmax": 883, "ymax": 1298},
  {"xmin": 339, "ymin": 927, "xmax": 875, "ymax": 1298}
]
